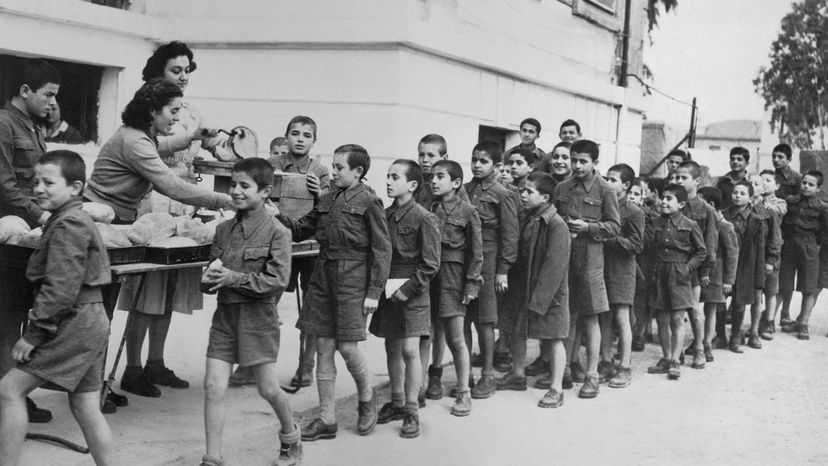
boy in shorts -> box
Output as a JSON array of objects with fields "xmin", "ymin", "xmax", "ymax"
[
  {"xmin": 266, "ymin": 116, "xmax": 330, "ymax": 389},
  {"xmin": 499, "ymin": 172, "xmax": 570, "ymax": 407},
  {"xmin": 674, "ymin": 161, "xmax": 718, "ymax": 368},
  {"xmin": 601, "ymin": 164, "xmax": 644, "ymax": 387},
  {"xmin": 279, "ymin": 145, "xmax": 391, "ymax": 438},
  {"xmin": 415, "ymin": 134, "xmax": 470, "ymax": 403},
  {"xmin": 756, "ymin": 170, "xmax": 787, "ymax": 339},
  {"xmin": 696, "ymin": 186, "xmax": 739, "ymax": 360},
  {"xmin": 464, "ymin": 142, "xmax": 518, "ymax": 398},
  {"xmin": 645, "ymin": 184, "xmax": 706, "ymax": 380},
  {"xmin": 778, "ymin": 171, "xmax": 828, "ymax": 340},
  {"xmin": 0, "ymin": 150, "xmax": 113, "ymax": 465},
  {"xmin": 200, "ymin": 158, "xmax": 300, "ymax": 466},
  {"xmin": 430, "ymin": 159, "xmax": 483, "ymax": 415},
  {"xmin": 553, "ymin": 139, "xmax": 620, "ymax": 398}
]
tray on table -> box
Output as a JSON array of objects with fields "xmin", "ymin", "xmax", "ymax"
[{"xmin": 145, "ymin": 244, "xmax": 212, "ymax": 264}]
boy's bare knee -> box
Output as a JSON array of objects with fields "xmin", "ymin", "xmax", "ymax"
[
  {"xmin": 256, "ymin": 379, "xmax": 284, "ymax": 402},
  {"xmin": 203, "ymin": 374, "xmax": 228, "ymax": 401}
]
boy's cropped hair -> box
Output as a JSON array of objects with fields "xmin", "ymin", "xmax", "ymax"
[
  {"xmin": 511, "ymin": 147, "xmax": 538, "ymax": 166},
  {"xmin": 284, "ymin": 115, "xmax": 317, "ymax": 137},
  {"xmin": 336, "ymin": 144, "xmax": 371, "ymax": 179},
  {"xmin": 730, "ymin": 146, "xmax": 750, "ymax": 162},
  {"xmin": 473, "ymin": 140, "xmax": 503, "ymax": 164},
  {"xmin": 571, "ymin": 139, "xmax": 599, "ymax": 161},
  {"xmin": 677, "ymin": 160, "xmax": 702, "ymax": 179},
  {"xmin": 804, "ymin": 170, "xmax": 824, "ymax": 187},
  {"xmin": 560, "ymin": 119, "xmax": 581, "ymax": 133},
  {"xmin": 520, "ymin": 117, "xmax": 542, "ymax": 134},
  {"xmin": 663, "ymin": 183, "xmax": 688, "ymax": 204},
  {"xmin": 269, "ymin": 136, "xmax": 287, "ymax": 149},
  {"xmin": 39, "ymin": 150, "xmax": 87, "ymax": 187},
  {"xmin": 668, "ymin": 149, "xmax": 691, "ymax": 162},
  {"xmin": 609, "ymin": 163, "xmax": 635, "ymax": 186},
  {"xmin": 14, "ymin": 58, "xmax": 61, "ymax": 92},
  {"xmin": 735, "ymin": 179, "xmax": 754, "ymax": 197},
  {"xmin": 432, "ymin": 159, "xmax": 464, "ymax": 186},
  {"xmin": 698, "ymin": 186, "xmax": 722, "ymax": 210},
  {"xmin": 527, "ymin": 171, "xmax": 556, "ymax": 198},
  {"xmin": 392, "ymin": 158, "xmax": 423, "ymax": 194},
  {"xmin": 232, "ymin": 157, "xmax": 275, "ymax": 189},
  {"xmin": 773, "ymin": 143, "xmax": 792, "ymax": 160},
  {"xmin": 419, "ymin": 133, "xmax": 448, "ymax": 155},
  {"xmin": 759, "ymin": 169, "xmax": 783, "ymax": 185}
]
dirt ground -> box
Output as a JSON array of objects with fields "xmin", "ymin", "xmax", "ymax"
[{"xmin": 17, "ymin": 290, "xmax": 828, "ymax": 465}]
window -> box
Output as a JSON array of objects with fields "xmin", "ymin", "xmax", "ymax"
[
  {"xmin": 0, "ymin": 54, "xmax": 102, "ymax": 144},
  {"xmin": 478, "ymin": 125, "xmax": 510, "ymax": 153},
  {"xmin": 571, "ymin": 0, "xmax": 622, "ymax": 31}
]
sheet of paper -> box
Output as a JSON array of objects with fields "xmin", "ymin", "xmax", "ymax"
[{"xmin": 385, "ymin": 279, "xmax": 408, "ymax": 297}]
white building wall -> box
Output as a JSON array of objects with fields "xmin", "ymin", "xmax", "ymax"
[{"xmin": 1, "ymin": 0, "xmax": 649, "ymax": 190}]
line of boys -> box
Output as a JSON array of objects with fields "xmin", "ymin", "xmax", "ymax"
[{"xmin": 3, "ymin": 108, "xmax": 825, "ymax": 466}]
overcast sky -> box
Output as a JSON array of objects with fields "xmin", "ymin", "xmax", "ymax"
[{"xmin": 643, "ymin": 0, "xmax": 795, "ymax": 130}]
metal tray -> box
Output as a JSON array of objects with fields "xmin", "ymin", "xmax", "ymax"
[{"xmin": 145, "ymin": 244, "xmax": 212, "ymax": 264}]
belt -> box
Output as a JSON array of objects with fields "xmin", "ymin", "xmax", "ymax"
[
  {"xmin": 441, "ymin": 249, "xmax": 465, "ymax": 263},
  {"xmin": 76, "ymin": 286, "xmax": 103, "ymax": 304},
  {"xmin": 321, "ymin": 247, "xmax": 369, "ymax": 261}
]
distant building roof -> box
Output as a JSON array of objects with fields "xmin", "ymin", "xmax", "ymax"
[{"xmin": 699, "ymin": 119, "xmax": 762, "ymax": 142}]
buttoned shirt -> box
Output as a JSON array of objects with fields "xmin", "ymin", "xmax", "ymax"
[
  {"xmin": 775, "ymin": 165, "xmax": 801, "ymax": 198},
  {"xmin": 279, "ymin": 182, "xmax": 391, "ymax": 300},
  {"xmin": 0, "ymin": 101, "xmax": 47, "ymax": 226},
  {"xmin": 681, "ymin": 196, "xmax": 719, "ymax": 276},
  {"xmin": 431, "ymin": 194, "xmax": 484, "ymax": 297},
  {"xmin": 646, "ymin": 212, "xmax": 707, "ymax": 269},
  {"xmin": 728, "ymin": 205, "xmax": 751, "ymax": 246},
  {"xmin": 386, "ymin": 198, "xmax": 441, "ymax": 298},
  {"xmin": 782, "ymin": 194, "xmax": 828, "ymax": 244},
  {"xmin": 553, "ymin": 169, "xmax": 621, "ymax": 241},
  {"xmin": 24, "ymin": 199, "xmax": 111, "ymax": 346},
  {"xmin": 206, "ymin": 205, "xmax": 292, "ymax": 304},
  {"xmin": 465, "ymin": 172, "xmax": 519, "ymax": 274}
]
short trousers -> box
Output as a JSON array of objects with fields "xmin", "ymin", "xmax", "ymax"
[
  {"xmin": 369, "ymin": 290, "xmax": 430, "ymax": 339},
  {"xmin": 299, "ymin": 259, "xmax": 369, "ymax": 341},
  {"xmin": 604, "ymin": 252, "xmax": 636, "ymax": 306},
  {"xmin": 430, "ymin": 262, "xmax": 467, "ymax": 320},
  {"xmin": 467, "ymin": 241, "xmax": 498, "ymax": 324},
  {"xmin": 207, "ymin": 302, "xmax": 281, "ymax": 367},
  {"xmin": 20, "ymin": 302, "xmax": 109, "ymax": 393},
  {"xmin": 649, "ymin": 262, "xmax": 695, "ymax": 312},
  {"xmin": 569, "ymin": 238, "xmax": 609, "ymax": 317},
  {"xmin": 779, "ymin": 239, "xmax": 819, "ymax": 294}
]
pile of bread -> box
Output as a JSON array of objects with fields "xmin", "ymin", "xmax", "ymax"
[{"xmin": 0, "ymin": 203, "xmax": 224, "ymax": 249}]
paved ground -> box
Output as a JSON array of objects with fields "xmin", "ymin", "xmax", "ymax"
[{"xmin": 17, "ymin": 290, "xmax": 828, "ymax": 465}]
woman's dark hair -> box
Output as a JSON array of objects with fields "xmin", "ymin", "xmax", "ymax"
[
  {"xmin": 141, "ymin": 41, "xmax": 197, "ymax": 81},
  {"xmin": 122, "ymin": 79, "xmax": 183, "ymax": 131}
]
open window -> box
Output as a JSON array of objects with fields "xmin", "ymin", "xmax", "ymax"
[{"xmin": 0, "ymin": 54, "xmax": 102, "ymax": 144}]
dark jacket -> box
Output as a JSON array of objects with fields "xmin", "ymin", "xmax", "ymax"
[
  {"xmin": 385, "ymin": 198, "xmax": 441, "ymax": 298},
  {"xmin": 724, "ymin": 205, "xmax": 766, "ymax": 305},
  {"xmin": 24, "ymin": 198, "xmax": 111, "ymax": 346},
  {"xmin": 465, "ymin": 172, "xmax": 519, "ymax": 274},
  {"xmin": 279, "ymin": 182, "xmax": 391, "ymax": 301},
  {"xmin": 204, "ymin": 205, "xmax": 292, "ymax": 304},
  {"xmin": 0, "ymin": 102, "xmax": 47, "ymax": 226},
  {"xmin": 510, "ymin": 203, "xmax": 571, "ymax": 316},
  {"xmin": 432, "ymin": 194, "xmax": 484, "ymax": 298}
]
